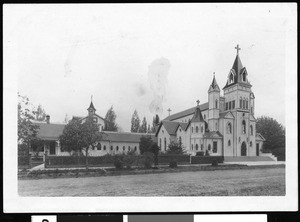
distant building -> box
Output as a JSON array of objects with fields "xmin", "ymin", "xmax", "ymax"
[
  {"xmin": 30, "ymin": 101, "xmax": 156, "ymax": 156},
  {"xmin": 155, "ymin": 45, "xmax": 265, "ymax": 156}
]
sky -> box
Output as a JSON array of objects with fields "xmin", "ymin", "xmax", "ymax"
[{"xmin": 4, "ymin": 3, "xmax": 296, "ymax": 131}]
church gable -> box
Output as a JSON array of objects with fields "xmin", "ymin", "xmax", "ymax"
[
  {"xmin": 249, "ymin": 114, "xmax": 256, "ymax": 121},
  {"xmin": 219, "ymin": 111, "xmax": 234, "ymax": 119},
  {"xmin": 256, "ymin": 133, "xmax": 266, "ymax": 141}
]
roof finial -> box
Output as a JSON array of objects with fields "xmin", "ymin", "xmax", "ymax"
[
  {"xmin": 196, "ymin": 99, "xmax": 200, "ymax": 106},
  {"xmin": 235, "ymin": 44, "xmax": 241, "ymax": 55},
  {"xmin": 167, "ymin": 108, "xmax": 172, "ymax": 116}
]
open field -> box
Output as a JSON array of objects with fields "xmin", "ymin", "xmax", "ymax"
[{"xmin": 18, "ymin": 166, "xmax": 285, "ymax": 196}]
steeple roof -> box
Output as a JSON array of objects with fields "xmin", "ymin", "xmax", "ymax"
[
  {"xmin": 223, "ymin": 45, "xmax": 252, "ymax": 90},
  {"xmin": 232, "ymin": 54, "xmax": 244, "ymax": 76},
  {"xmin": 208, "ymin": 74, "xmax": 220, "ymax": 92},
  {"xmin": 191, "ymin": 105, "xmax": 205, "ymax": 123},
  {"xmin": 87, "ymin": 101, "xmax": 96, "ymax": 111}
]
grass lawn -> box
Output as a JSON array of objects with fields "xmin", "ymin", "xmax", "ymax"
[{"xmin": 18, "ymin": 166, "xmax": 285, "ymax": 196}]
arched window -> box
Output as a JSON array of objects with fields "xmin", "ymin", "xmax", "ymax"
[
  {"xmin": 201, "ymin": 126, "xmax": 203, "ymax": 133},
  {"xmin": 250, "ymin": 125, "xmax": 253, "ymax": 135},
  {"xmin": 164, "ymin": 138, "xmax": 167, "ymax": 151},
  {"xmin": 215, "ymin": 99, "xmax": 218, "ymax": 109},
  {"xmin": 243, "ymin": 72, "xmax": 246, "ymax": 81},
  {"xmin": 208, "ymin": 144, "xmax": 211, "ymax": 151},
  {"xmin": 227, "ymin": 122, "xmax": 232, "ymax": 134},
  {"xmin": 242, "ymin": 120, "xmax": 246, "ymax": 134},
  {"xmin": 243, "ymin": 99, "xmax": 246, "ymax": 109},
  {"xmin": 134, "ymin": 146, "xmax": 137, "ymax": 151},
  {"xmin": 201, "ymin": 144, "xmax": 203, "ymax": 150},
  {"xmin": 196, "ymin": 126, "xmax": 199, "ymax": 133},
  {"xmin": 116, "ymin": 146, "xmax": 119, "ymax": 151},
  {"xmin": 246, "ymin": 99, "xmax": 249, "ymax": 109},
  {"xmin": 97, "ymin": 143, "xmax": 101, "ymax": 150},
  {"xmin": 191, "ymin": 144, "xmax": 193, "ymax": 150},
  {"xmin": 228, "ymin": 140, "xmax": 231, "ymax": 146},
  {"xmin": 196, "ymin": 144, "xmax": 199, "ymax": 150},
  {"xmin": 103, "ymin": 145, "xmax": 106, "ymax": 151},
  {"xmin": 159, "ymin": 138, "xmax": 162, "ymax": 148},
  {"xmin": 179, "ymin": 136, "xmax": 182, "ymax": 145},
  {"xmin": 110, "ymin": 146, "xmax": 113, "ymax": 151},
  {"xmin": 229, "ymin": 73, "xmax": 234, "ymax": 83},
  {"xmin": 128, "ymin": 146, "xmax": 131, "ymax": 151},
  {"xmin": 123, "ymin": 146, "xmax": 125, "ymax": 151},
  {"xmin": 250, "ymin": 141, "xmax": 253, "ymax": 147},
  {"xmin": 240, "ymin": 98, "xmax": 242, "ymax": 108}
]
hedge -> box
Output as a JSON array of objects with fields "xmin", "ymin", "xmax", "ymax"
[
  {"xmin": 45, "ymin": 155, "xmax": 115, "ymax": 168},
  {"xmin": 157, "ymin": 154, "xmax": 190, "ymax": 164},
  {"xmin": 191, "ymin": 156, "xmax": 224, "ymax": 164},
  {"xmin": 18, "ymin": 155, "xmax": 31, "ymax": 169},
  {"xmin": 45, "ymin": 154, "xmax": 191, "ymax": 168}
]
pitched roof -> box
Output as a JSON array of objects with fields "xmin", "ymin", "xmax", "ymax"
[
  {"xmin": 191, "ymin": 106, "xmax": 205, "ymax": 122},
  {"xmin": 175, "ymin": 122, "xmax": 189, "ymax": 133},
  {"xmin": 101, "ymin": 131, "xmax": 157, "ymax": 143},
  {"xmin": 163, "ymin": 102, "xmax": 209, "ymax": 121},
  {"xmin": 35, "ymin": 122, "xmax": 66, "ymax": 141},
  {"xmin": 219, "ymin": 111, "xmax": 234, "ymax": 119},
  {"xmin": 209, "ymin": 75, "xmax": 220, "ymax": 92},
  {"xmin": 87, "ymin": 101, "xmax": 96, "ymax": 111},
  {"xmin": 256, "ymin": 133, "xmax": 266, "ymax": 141},
  {"xmin": 161, "ymin": 121, "xmax": 180, "ymax": 135},
  {"xmin": 232, "ymin": 54, "xmax": 244, "ymax": 78},
  {"xmin": 203, "ymin": 131, "xmax": 223, "ymax": 138}
]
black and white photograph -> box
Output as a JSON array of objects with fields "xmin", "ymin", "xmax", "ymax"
[{"xmin": 3, "ymin": 3, "xmax": 297, "ymax": 212}]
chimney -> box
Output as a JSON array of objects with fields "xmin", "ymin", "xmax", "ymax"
[{"xmin": 46, "ymin": 115, "xmax": 50, "ymax": 124}]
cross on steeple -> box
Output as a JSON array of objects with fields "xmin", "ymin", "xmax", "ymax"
[
  {"xmin": 235, "ymin": 44, "xmax": 241, "ymax": 55},
  {"xmin": 196, "ymin": 100, "xmax": 200, "ymax": 106},
  {"xmin": 167, "ymin": 108, "xmax": 172, "ymax": 116},
  {"xmin": 91, "ymin": 95, "xmax": 93, "ymax": 102}
]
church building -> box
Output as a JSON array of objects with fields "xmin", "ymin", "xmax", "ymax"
[{"xmin": 155, "ymin": 45, "xmax": 265, "ymax": 157}]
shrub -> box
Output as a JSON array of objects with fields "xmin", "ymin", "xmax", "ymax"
[
  {"xmin": 211, "ymin": 159, "xmax": 218, "ymax": 166},
  {"xmin": 169, "ymin": 160, "xmax": 178, "ymax": 168},
  {"xmin": 113, "ymin": 155, "xmax": 124, "ymax": 169},
  {"xmin": 196, "ymin": 151, "xmax": 204, "ymax": 156},
  {"xmin": 205, "ymin": 150, "xmax": 210, "ymax": 156},
  {"xmin": 143, "ymin": 152, "xmax": 154, "ymax": 169}
]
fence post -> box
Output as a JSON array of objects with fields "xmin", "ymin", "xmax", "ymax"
[{"xmin": 28, "ymin": 154, "xmax": 32, "ymax": 168}]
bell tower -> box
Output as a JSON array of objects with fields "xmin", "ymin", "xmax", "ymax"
[{"xmin": 223, "ymin": 45, "xmax": 253, "ymax": 156}]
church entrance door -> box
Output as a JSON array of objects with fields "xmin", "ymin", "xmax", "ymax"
[
  {"xmin": 256, "ymin": 143, "xmax": 260, "ymax": 156},
  {"xmin": 241, "ymin": 142, "xmax": 247, "ymax": 156}
]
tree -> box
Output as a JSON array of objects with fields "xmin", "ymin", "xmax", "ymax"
[
  {"xmin": 18, "ymin": 93, "xmax": 39, "ymax": 154},
  {"xmin": 35, "ymin": 104, "xmax": 47, "ymax": 121},
  {"xmin": 139, "ymin": 135, "xmax": 155, "ymax": 154},
  {"xmin": 256, "ymin": 116, "xmax": 285, "ymax": 160},
  {"xmin": 139, "ymin": 117, "xmax": 147, "ymax": 133},
  {"xmin": 147, "ymin": 124, "xmax": 151, "ymax": 133},
  {"xmin": 130, "ymin": 110, "xmax": 140, "ymax": 133},
  {"xmin": 167, "ymin": 141, "xmax": 185, "ymax": 155},
  {"xmin": 151, "ymin": 114, "xmax": 160, "ymax": 133},
  {"xmin": 104, "ymin": 106, "xmax": 118, "ymax": 131},
  {"xmin": 59, "ymin": 117, "xmax": 103, "ymax": 169}
]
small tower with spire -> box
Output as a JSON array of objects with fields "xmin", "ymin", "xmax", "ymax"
[
  {"xmin": 208, "ymin": 72, "xmax": 220, "ymax": 131},
  {"xmin": 190, "ymin": 100, "xmax": 206, "ymax": 151},
  {"xmin": 87, "ymin": 95, "xmax": 96, "ymax": 116}
]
